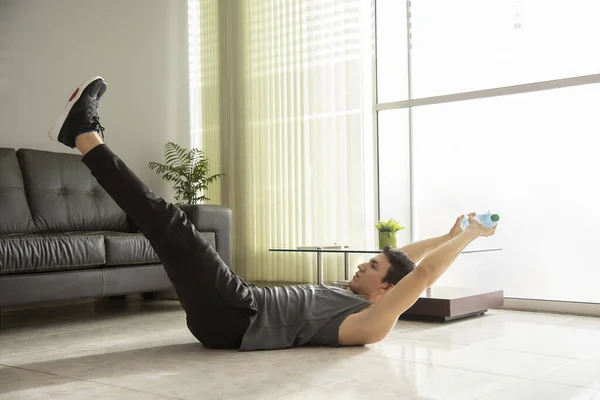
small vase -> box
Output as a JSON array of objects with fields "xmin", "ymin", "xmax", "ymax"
[{"xmin": 378, "ymin": 231, "xmax": 398, "ymax": 249}]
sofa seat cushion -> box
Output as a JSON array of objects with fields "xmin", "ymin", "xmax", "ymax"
[
  {"xmin": 104, "ymin": 232, "xmax": 160, "ymax": 266},
  {"xmin": 103, "ymin": 231, "xmax": 217, "ymax": 267},
  {"xmin": 0, "ymin": 233, "xmax": 106, "ymax": 275}
]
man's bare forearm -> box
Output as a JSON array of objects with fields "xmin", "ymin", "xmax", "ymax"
[
  {"xmin": 399, "ymin": 233, "xmax": 452, "ymax": 264},
  {"xmin": 366, "ymin": 227, "xmax": 480, "ymax": 334},
  {"xmin": 417, "ymin": 228, "xmax": 479, "ymax": 286},
  {"xmin": 356, "ymin": 216, "xmax": 496, "ymax": 344}
]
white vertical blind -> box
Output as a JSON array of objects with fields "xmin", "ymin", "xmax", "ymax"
[
  {"xmin": 188, "ymin": 0, "xmax": 375, "ymax": 282},
  {"xmin": 188, "ymin": 0, "xmax": 222, "ymax": 205}
]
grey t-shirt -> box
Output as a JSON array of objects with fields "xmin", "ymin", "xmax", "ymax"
[{"xmin": 239, "ymin": 284, "xmax": 371, "ymax": 351}]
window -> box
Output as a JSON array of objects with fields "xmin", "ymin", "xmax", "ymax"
[{"xmin": 376, "ymin": 0, "xmax": 600, "ymax": 302}]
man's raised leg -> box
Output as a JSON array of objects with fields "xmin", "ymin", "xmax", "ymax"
[
  {"xmin": 76, "ymin": 133, "xmax": 255, "ymax": 311},
  {"xmin": 49, "ymin": 77, "xmax": 256, "ymax": 348}
]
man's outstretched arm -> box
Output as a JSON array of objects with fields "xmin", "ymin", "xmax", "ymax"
[
  {"xmin": 339, "ymin": 214, "xmax": 497, "ymax": 345},
  {"xmin": 399, "ymin": 215, "xmax": 464, "ymax": 264}
]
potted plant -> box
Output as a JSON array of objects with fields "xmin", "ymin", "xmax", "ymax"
[
  {"xmin": 374, "ymin": 218, "xmax": 405, "ymax": 249},
  {"xmin": 149, "ymin": 142, "xmax": 223, "ymax": 204}
]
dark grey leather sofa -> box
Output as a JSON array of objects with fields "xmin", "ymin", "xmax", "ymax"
[{"xmin": 0, "ymin": 148, "xmax": 232, "ymax": 312}]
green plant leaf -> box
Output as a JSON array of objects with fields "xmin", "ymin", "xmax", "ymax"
[
  {"xmin": 374, "ymin": 218, "xmax": 406, "ymax": 232},
  {"xmin": 149, "ymin": 142, "xmax": 223, "ymax": 205},
  {"xmin": 164, "ymin": 143, "xmax": 180, "ymax": 166}
]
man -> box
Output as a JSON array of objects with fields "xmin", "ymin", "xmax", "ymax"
[{"xmin": 49, "ymin": 77, "xmax": 497, "ymax": 351}]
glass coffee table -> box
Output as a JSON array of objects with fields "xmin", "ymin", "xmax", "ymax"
[{"xmin": 269, "ymin": 247, "xmax": 502, "ymax": 285}]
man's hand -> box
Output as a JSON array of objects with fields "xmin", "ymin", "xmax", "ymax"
[
  {"xmin": 464, "ymin": 212, "xmax": 498, "ymax": 237},
  {"xmin": 449, "ymin": 214, "xmax": 465, "ymax": 239}
]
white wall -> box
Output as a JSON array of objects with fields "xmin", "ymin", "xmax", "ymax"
[{"xmin": 0, "ymin": 0, "xmax": 190, "ymax": 199}]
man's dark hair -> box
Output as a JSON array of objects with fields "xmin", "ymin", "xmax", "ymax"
[{"xmin": 381, "ymin": 245, "xmax": 416, "ymax": 285}]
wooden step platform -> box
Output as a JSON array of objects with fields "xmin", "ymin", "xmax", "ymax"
[
  {"xmin": 330, "ymin": 281, "xmax": 503, "ymax": 322},
  {"xmin": 402, "ymin": 286, "xmax": 504, "ymax": 322}
]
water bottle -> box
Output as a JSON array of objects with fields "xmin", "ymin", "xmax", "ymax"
[{"xmin": 460, "ymin": 211, "xmax": 500, "ymax": 230}]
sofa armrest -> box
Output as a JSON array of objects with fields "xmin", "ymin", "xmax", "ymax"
[{"xmin": 179, "ymin": 204, "xmax": 232, "ymax": 268}]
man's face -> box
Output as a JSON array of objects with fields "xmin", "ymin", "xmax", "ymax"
[{"xmin": 348, "ymin": 253, "xmax": 393, "ymax": 299}]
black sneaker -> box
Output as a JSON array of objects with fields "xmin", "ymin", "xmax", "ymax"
[{"xmin": 49, "ymin": 76, "xmax": 107, "ymax": 148}]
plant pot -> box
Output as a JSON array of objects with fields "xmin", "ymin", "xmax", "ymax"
[{"xmin": 378, "ymin": 231, "xmax": 398, "ymax": 249}]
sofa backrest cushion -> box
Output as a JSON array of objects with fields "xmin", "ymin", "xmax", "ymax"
[
  {"xmin": 17, "ymin": 148, "xmax": 129, "ymax": 232},
  {"xmin": 0, "ymin": 148, "xmax": 37, "ymax": 234}
]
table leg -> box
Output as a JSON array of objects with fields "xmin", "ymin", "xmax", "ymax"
[
  {"xmin": 317, "ymin": 252, "xmax": 323, "ymax": 285},
  {"xmin": 344, "ymin": 252, "xmax": 349, "ymax": 280}
]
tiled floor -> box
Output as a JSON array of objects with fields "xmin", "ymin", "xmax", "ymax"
[{"xmin": 1, "ymin": 298, "xmax": 600, "ymax": 400}]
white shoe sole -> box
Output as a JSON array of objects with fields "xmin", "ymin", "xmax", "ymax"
[{"xmin": 48, "ymin": 76, "xmax": 104, "ymax": 142}]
